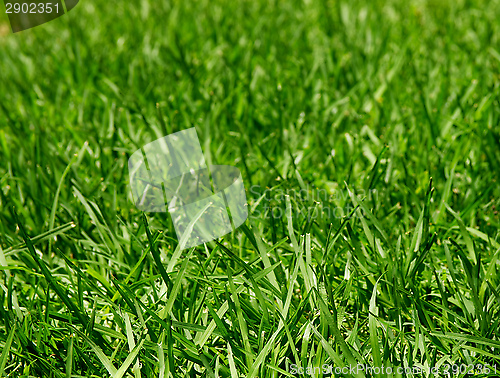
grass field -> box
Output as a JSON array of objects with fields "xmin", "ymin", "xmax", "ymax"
[{"xmin": 1, "ymin": 0, "xmax": 500, "ymax": 376}]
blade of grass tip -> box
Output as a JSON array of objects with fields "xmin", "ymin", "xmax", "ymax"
[
  {"xmin": 369, "ymin": 280, "xmax": 382, "ymax": 377},
  {"xmin": 251, "ymin": 261, "xmax": 281, "ymax": 282},
  {"xmin": 215, "ymin": 240, "xmax": 281, "ymax": 298},
  {"xmin": 461, "ymin": 345, "xmax": 500, "ymax": 362},
  {"xmin": 228, "ymin": 270, "xmax": 254, "ymax": 367},
  {"xmin": 72, "ymin": 327, "xmax": 117, "ymax": 376},
  {"xmin": 143, "ymin": 214, "xmax": 172, "ymax": 291},
  {"xmin": 285, "ymin": 195, "xmax": 314, "ymax": 308},
  {"xmin": 448, "ymin": 238, "xmax": 485, "ymax": 328},
  {"xmin": 432, "ymin": 161, "xmax": 456, "ymax": 224},
  {"xmin": 166, "ymin": 241, "xmax": 185, "ymax": 273},
  {"xmin": 247, "ymin": 324, "xmax": 283, "ymax": 378},
  {"xmin": 445, "ymin": 203, "xmax": 477, "ymax": 264},
  {"xmin": 115, "ymin": 339, "xmax": 146, "ymax": 378},
  {"xmin": 215, "ymin": 355, "xmax": 221, "ymax": 378},
  {"xmin": 87, "ymin": 296, "xmax": 98, "ymax": 340},
  {"xmin": 305, "ymin": 233, "xmax": 316, "ymax": 287},
  {"xmin": 176, "ymin": 200, "xmax": 214, "ymax": 251},
  {"xmin": 444, "ymin": 241, "xmax": 473, "ymax": 325},
  {"xmin": 248, "ymin": 275, "xmax": 269, "ymax": 324},
  {"xmin": 316, "ymin": 291, "xmax": 363, "ymax": 377},
  {"xmin": 206, "ymin": 301, "xmax": 230, "ymax": 339},
  {"xmin": 4, "ymin": 222, "xmax": 76, "ymax": 254},
  {"xmin": 238, "ymin": 223, "xmax": 259, "ymax": 252},
  {"xmin": 248, "ymin": 218, "xmax": 280, "ymax": 290},
  {"xmin": 124, "ymin": 313, "xmax": 141, "ymax": 378},
  {"xmin": 266, "ymin": 364, "xmax": 294, "ymax": 377},
  {"xmin": 284, "ymin": 195, "xmax": 300, "ymax": 253},
  {"xmin": 65, "ymin": 335, "xmax": 74, "ymax": 378},
  {"xmin": 0, "ymin": 244, "xmax": 10, "ymax": 278},
  {"xmin": 159, "ymin": 247, "xmax": 195, "ymax": 320},
  {"xmin": 282, "ymin": 244, "xmax": 301, "ymax": 323},
  {"xmin": 166, "ymin": 200, "xmax": 213, "ymax": 271},
  {"xmin": 429, "ymin": 332, "xmax": 500, "ymax": 349},
  {"xmin": 14, "ymin": 209, "xmax": 89, "ymax": 328},
  {"xmin": 345, "ymin": 182, "xmax": 389, "ymax": 245},
  {"xmin": 300, "ymin": 323, "xmax": 312, "ymax": 371},
  {"xmin": 273, "ymin": 310, "xmax": 301, "ymax": 370},
  {"xmin": 48, "ymin": 151, "xmax": 79, "ymax": 256},
  {"xmin": 345, "ymin": 222, "xmax": 370, "ymax": 276},
  {"xmin": 111, "ymin": 231, "xmax": 162, "ymax": 302},
  {"xmin": 487, "ymin": 280, "xmax": 500, "ymax": 306},
  {"xmin": 59, "ymin": 252, "xmax": 107, "ymax": 299},
  {"xmin": 72, "ymin": 342, "xmax": 101, "ymax": 376},
  {"xmin": 131, "ymin": 295, "xmax": 176, "ymax": 342},
  {"xmin": 257, "ymin": 143, "xmax": 284, "ymax": 181},
  {"xmin": 158, "ymin": 330, "xmax": 165, "ymax": 378},
  {"xmin": 326, "ymin": 207, "xmax": 359, "ymax": 257},
  {"xmin": 195, "ymin": 286, "xmax": 246, "ymax": 347},
  {"xmin": 73, "ymin": 187, "xmax": 115, "ymax": 255},
  {"xmin": 166, "ymin": 317, "xmax": 175, "ymax": 378},
  {"xmin": 365, "ymin": 145, "xmax": 388, "ymax": 190},
  {"xmin": 247, "ymin": 252, "xmax": 302, "ymax": 378},
  {"xmin": 308, "ymin": 323, "xmax": 345, "ymax": 373},
  {"xmin": 227, "ymin": 342, "xmax": 239, "ymax": 378},
  {"xmin": 409, "ymin": 206, "xmax": 424, "ymax": 255},
  {"xmin": 465, "ymin": 227, "xmax": 500, "ymax": 249},
  {"xmin": 110, "ymin": 276, "xmax": 136, "ymax": 313},
  {"xmin": 0, "ymin": 323, "xmax": 15, "ymax": 375}
]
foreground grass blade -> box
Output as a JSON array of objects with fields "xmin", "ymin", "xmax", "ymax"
[{"xmin": 0, "ymin": 324, "xmax": 16, "ymax": 376}]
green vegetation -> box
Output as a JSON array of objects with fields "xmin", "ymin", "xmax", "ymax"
[{"xmin": 1, "ymin": 0, "xmax": 500, "ymax": 376}]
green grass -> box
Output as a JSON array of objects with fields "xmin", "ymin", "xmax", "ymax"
[{"xmin": 1, "ymin": 0, "xmax": 500, "ymax": 376}]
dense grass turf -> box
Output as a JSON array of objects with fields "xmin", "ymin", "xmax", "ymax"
[{"xmin": 1, "ymin": 0, "xmax": 500, "ymax": 376}]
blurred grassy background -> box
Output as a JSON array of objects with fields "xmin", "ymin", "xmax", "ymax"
[{"xmin": 1, "ymin": 0, "xmax": 500, "ymax": 376}]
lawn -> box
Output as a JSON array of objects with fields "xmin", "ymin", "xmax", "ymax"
[{"xmin": 1, "ymin": 0, "xmax": 500, "ymax": 376}]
